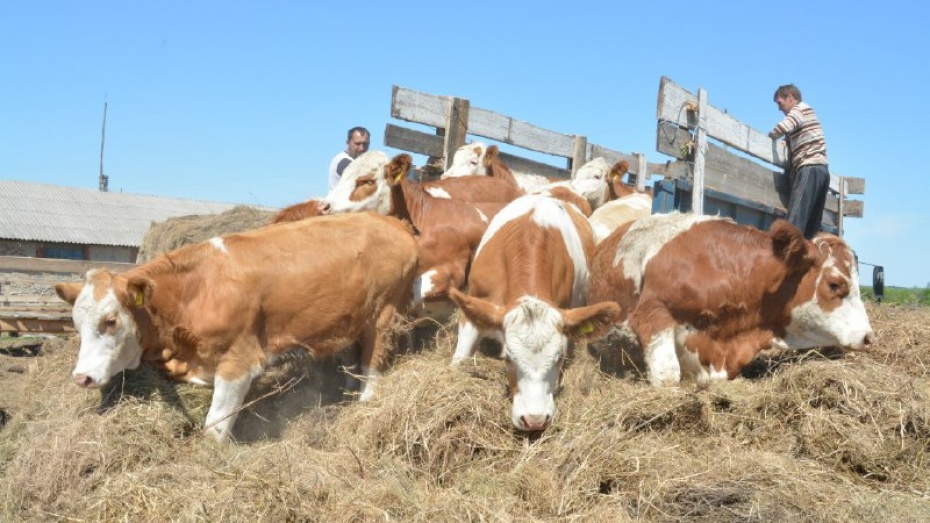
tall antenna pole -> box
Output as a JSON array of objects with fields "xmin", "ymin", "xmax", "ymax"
[{"xmin": 99, "ymin": 100, "xmax": 109, "ymax": 192}]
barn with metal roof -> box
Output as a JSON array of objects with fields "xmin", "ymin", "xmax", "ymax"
[{"xmin": 0, "ymin": 180, "xmax": 257, "ymax": 263}]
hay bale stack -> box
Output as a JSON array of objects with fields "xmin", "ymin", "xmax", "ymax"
[
  {"xmin": 1, "ymin": 303, "xmax": 929, "ymax": 522},
  {"xmin": 137, "ymin": 205, "xmax": 275, "ymax": 262}
]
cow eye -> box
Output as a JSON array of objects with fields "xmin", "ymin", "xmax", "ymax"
[{"xmin": 827, "ymin": 279, "xmax": 849, "ymax": 298}]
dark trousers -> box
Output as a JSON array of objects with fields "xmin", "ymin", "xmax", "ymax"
[{"xmin": 787, "ymin": 164, "xmax": 830, "ymax": 239}]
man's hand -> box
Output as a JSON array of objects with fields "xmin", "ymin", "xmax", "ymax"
[{"xmin": 768, "ymin": 130, "xmax": 780, "ymax": 139}]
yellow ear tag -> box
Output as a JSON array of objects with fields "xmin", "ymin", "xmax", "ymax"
[
  {"xmin": 135, "ymin": 291, "xmax": 144, "ymax": 307},
  {"xmin": 580, "ymin": 321, "xmax": 594, "ymax": 335},
  {"xmin": 393, "ymin": 171, "xmax": 404, "ymax": 184}
]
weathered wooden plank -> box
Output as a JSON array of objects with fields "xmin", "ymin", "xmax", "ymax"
[
  {"xmin": 443, "ymin": 98, "xmax": 470, "ymax": 171},
  {"xmin": 0, "ymin": 256, "xmax": 135, "ymax": 274},
  {"xmin": 658, "ymin": 76, "xmax": 789, "ymax": 167},
  {"xmin": 570, "ymin": 136, "xmax": 587, "ymax": 176},
  {"xmin": 392, "ymin": 86, "xmax": 577, "ymax": 158},
  {"xmin": 498, "ymin": 152, "xmax": 569, "ymax": 180},
  {"xmin": 0, "ymin": 295, "xmax": 70, "ymax": 306},
  {"xmin": 386, "ymin": 124, "xmax": 570, "ymax": 179},
  {"xmin": 846, "ymin": 177, "xmax": 866, "ymax": 195},
  {"xmin": 467, "ymin": 106, "xmax": 575, "ymax": 157},
  {"xmin": 844, "ymin": 200, "xmax": 864, "ymax": 218},
  {"xmin": 391, "ymin": 85, "xmax": 448, "ymax": 129},
  {"xmin": 385, "ymin": 124, "xmax": 444, "ymax": 159},
  {"xmin": 0, "ymin": 315, "xmax": 73, "ymax": 334}
]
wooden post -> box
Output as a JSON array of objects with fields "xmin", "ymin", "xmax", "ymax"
[
  {"xmin": 634, "ymin": 152, "xmax": 647, "ymax": 192},
  {"xmin": 837, "ymin": 176, "xmax": 846, "ymax": 237},
  {"xmin": 442, "ymin": 97, "xmax": 470, "ymax": 171},
  {"xmin": 570, "ymin": 135, "xmax": 587, "ymax": 177},
  {"xmin": 691, "ymin": 88, "xmax": 708, "ymax": 215}
]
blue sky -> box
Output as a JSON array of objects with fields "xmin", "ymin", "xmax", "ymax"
[{"xmin": 1, "ymin": 1, "xmax": 927, "ymax": 287}]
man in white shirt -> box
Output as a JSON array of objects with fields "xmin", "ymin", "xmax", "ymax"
[{"xmin": 328, "ymin": 127, "xmax": 371, "ymax": 191}]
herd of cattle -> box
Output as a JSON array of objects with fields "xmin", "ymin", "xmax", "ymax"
[{"xmin": 54, "ymin": 142, "xmax": 874, "ymax": 442}]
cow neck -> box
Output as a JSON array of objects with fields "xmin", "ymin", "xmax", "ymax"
[
  {"xmin": 489, "ymin": 160, "xmax": 519, "ymax": 187},
  {"xmin": 395, "ymin": 178, "xmax": 423, "ymax": 236}
]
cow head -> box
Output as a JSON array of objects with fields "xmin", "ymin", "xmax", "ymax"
[
  {"xmin": 323, "ymin": 151, "xmax": 412, "ymax": 215},
  {"xmin": 450, "ymin": 290, "xmax": 620, "ymax": 432},
  {"xmin": 55, "ymin": 269, "xmax": 153, "ymax": 389},
  {"xmin": 770, "ymin": 221, "xmax": 875, "ymax": 351},
  {"xmin": 569, "ymin": 157, "xmax": 611, "ymax": 209},
  {"xmin": 441, "ymin": 142, "xmax": 489, "ymax": 179}
]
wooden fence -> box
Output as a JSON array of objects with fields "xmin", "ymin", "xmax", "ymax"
[
  {"xmin": 385, "ymin": 85, "xmax": 687, "ymax": 191},
  {"xmin": 0, "ymin": 257, "xmax": 134, "ymax": 334},
  {"xmin": 654, "ymin": 77, "xmax": 865, "ymax": 234},
  {"xmin": 385, "ymin": 79, "xmax": 866, "ymax": 236}
]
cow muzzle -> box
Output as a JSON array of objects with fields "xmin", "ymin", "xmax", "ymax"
[
  {"xmin": 72, "ymin": 373, "xmax": 102, "ymax": 389},
  {"xmin": 516, "ymin": 413, "xmax": 552, "ymax": 432}
]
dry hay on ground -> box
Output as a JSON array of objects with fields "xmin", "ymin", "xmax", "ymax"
[
  {"xmin": 1, "ymin": 303, "xmax": 928, "ymax": 522},
  {"xmin": 137, "ymin": 205, "xmax": 275, "ymax": 262}
]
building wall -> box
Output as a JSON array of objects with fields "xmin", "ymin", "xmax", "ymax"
[
  {"xmin": 0, "ymin": 240, "xmax": 37, "ymax": 257},
  {"xmin": 0, "ymin": 240, "xmax": 135, "ymax": 262},
  {"xmin": 87, "ymin": 245, "xmax": 137, "ymax": 263}
]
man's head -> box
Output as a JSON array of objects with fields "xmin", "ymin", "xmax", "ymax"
[
  {"xmin": 774, "ymin": 84, "xmax": 802, "ymax": 115},
  {"xmin": 346, "ymin": 127, "xmax": 371, "ymax": 159}
]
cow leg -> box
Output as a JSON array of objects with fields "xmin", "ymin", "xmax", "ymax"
[
  {"xmin": 204, "ymin": 367, "xmax": 260, "ymax": 442},
  {"xmin": 631, "ymin": 302, "xmax": 680, "ymax": 386},
  {"xmin": 451, "ymin": 319, "xmax": 481, "ymax": 365},
  {"xmin": 357, "ymin": 305, "xmax": 399, "ymax": 402}
]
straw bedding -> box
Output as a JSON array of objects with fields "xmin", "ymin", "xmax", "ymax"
[{"xmin": 1, "ymin": 303, "xmax": 928, "ymax": 522}]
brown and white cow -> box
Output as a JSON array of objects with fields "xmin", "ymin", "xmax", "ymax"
[
  {"xmin": 440, "ymin": 142, "xmax": 520, "ymax": 187},
  {"xmin": 586, "ymin": 192, "xmax": 652, "ymax": 243},
  {"xmin": 449, "ymin": 194, "xmax": 621, "ymax": 432},
  {"xmin": 321, "ymin": 151, "xmax": 523, "ymax": 313},
  {"xmin": 442, "ymin": 143, "xmax": 639, "ymax": 217},
  {"xmin": 55, "ymin": 213, "xmax": 419, "ymax": 442},
  {"xmin": 587, "ymin": 212, "xmax": 874, "ymax": 386}
]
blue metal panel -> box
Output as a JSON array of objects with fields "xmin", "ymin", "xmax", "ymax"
[{"xmin": 650, "ymin": 179, "xmax": 838, "ymax": 235}]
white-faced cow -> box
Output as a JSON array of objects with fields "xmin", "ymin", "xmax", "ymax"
[
  {"xmin": 440, "ymin": 142, "xmax": 520, "ymax": 187},
  {"xmin": 587, "ymin": 213, "xmax": 874, "ymax": 386},
  {"xmin": 56, "ymin": 213, "xmax": 419, "ymax": 442},
  {"xmin": 449, "ymin": 194, "xmax": 621, "ymax": 432},
  {"xmin": 321, "ymin": 151, "xmax": 523, "ymax": 313}
]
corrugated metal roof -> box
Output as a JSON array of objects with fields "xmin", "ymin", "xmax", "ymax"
[{"xmin": 0, "ymin": 180, "xmax": 269, "ymax": 247}]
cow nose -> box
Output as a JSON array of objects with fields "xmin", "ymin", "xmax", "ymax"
[
  {"xmin": 73, "ymin": 374, "xmax": 94, "ymax": 388},
  {"xmin": 319, "ymin": 202, "xmax": 332, "ymax": 215},
  {"xmin": 519, "ymin": 414, "xmax": 551, "ymax": 432},
  {"xmin": 863, "ymin": 333, "xmax": 875, "ymax": 349}
]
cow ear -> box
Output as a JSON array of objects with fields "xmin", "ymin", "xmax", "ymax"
[
  {"xmin": 126, "ymin": 276, "xmax": 155, "ymax": 309},
  {"xmin": 55, "ymin": 281, "xmax": 84, "ymax": 305},
  {"xmin": 386, "ymin": 154, "xmax": 413, "ymax": 186},
  {"xmin": 483, "ymin": 145, "xmax": 499, "ymax": 169},
  {"xmin": 448, "ymin": 288, "xmax": 504, "ymax": 330},
  {"xmin": 563, "ymin": 301, "xmax": 622, "ymax": 342},
  {"xmin": 769, "ymin": 220, "xmax": 816, "ymax": 272},
  {"xmin": 609, "ymin": 160, "xmax": 629, "ymax": 183}
]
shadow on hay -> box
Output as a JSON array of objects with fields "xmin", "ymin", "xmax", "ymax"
[
  {"xmin": 96, "ymin": 350, "xmax": 359, "ymax": 443},
  {"xmin": 588, "ymin": 326, "xmax": 848, "ymax": 383}
]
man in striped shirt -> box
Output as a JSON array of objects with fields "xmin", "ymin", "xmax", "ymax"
[{"xmin": 768, "ymin": 84, "xmax": 830, "ymax": 239}]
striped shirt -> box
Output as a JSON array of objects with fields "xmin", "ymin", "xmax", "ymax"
[{"xmin": 770, "ymin": 102, "xmax": 828, "ymax": 170}]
